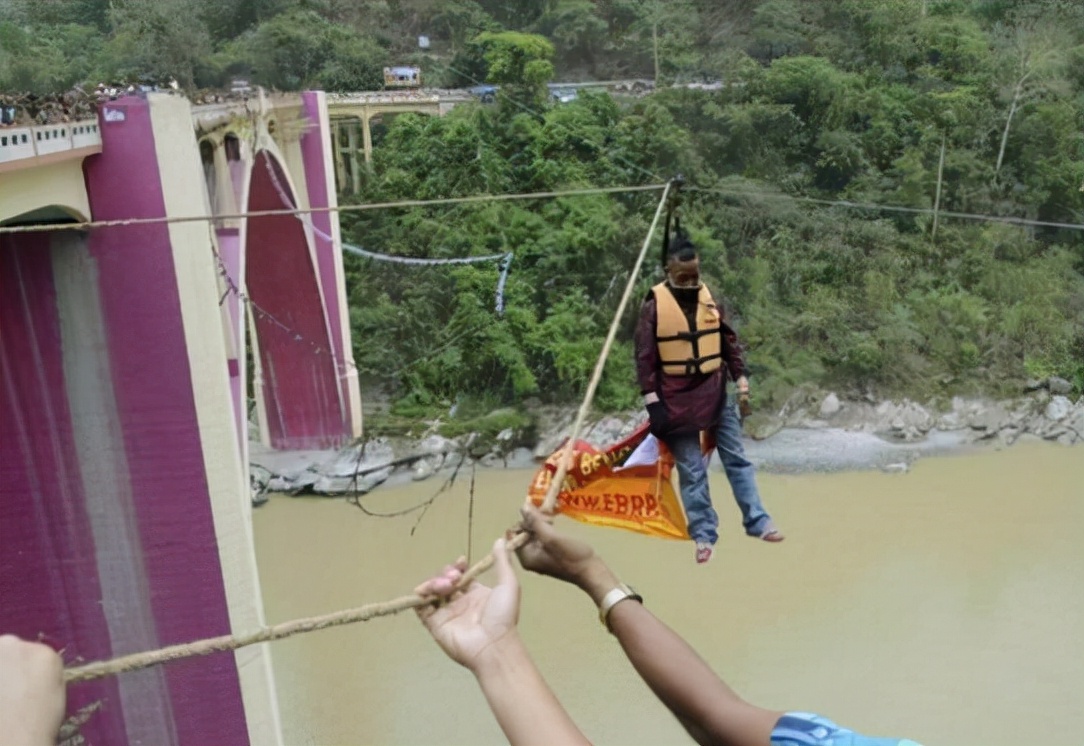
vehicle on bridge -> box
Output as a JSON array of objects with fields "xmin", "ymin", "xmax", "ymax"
[
  {"xmin": 466, "ymin": 83, "xmax": 580, "ymax": 105},
  {"xmin": 549, "ymin": 85, "xmax": 578, "ymax": 104},
  {"xmin": 384, "ymin": 66, "xmax": 422, "ymax": 88},
  {"xmin": 468, "ymin": 84, "xmax": 498, "ymax": 103}
]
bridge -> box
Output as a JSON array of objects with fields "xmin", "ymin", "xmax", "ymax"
[
  {"xmin": 325, "ymin": 89, "xmax": 475, "ymax": 191},
  {"xmin": 0, "ymin": 87, "xmax": 431, "ymax": 745}
]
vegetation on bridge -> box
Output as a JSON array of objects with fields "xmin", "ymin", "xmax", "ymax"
[{"xmin": 2, "ymin": 0, "xmax": 1082, "ymax": 419}]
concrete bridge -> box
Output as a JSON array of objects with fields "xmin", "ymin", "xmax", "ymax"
[
  {"xmin": 324, "ymin": 88, "xmax": 474, "ymax": 191},
  {"xmin": 0, "ymin": 88, "xmax": 409, "ymax": 744}
]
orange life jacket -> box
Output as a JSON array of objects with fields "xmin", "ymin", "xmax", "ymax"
[{"xmin": 652, "ymin": 283, "xmax": 723, "ymax": 376}]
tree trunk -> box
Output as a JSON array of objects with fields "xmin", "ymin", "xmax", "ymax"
[
  {"xmin": 932, "ymin": 131, "xmax": 946, "ymax": 241},
  {"xmin": 995, "ymin": 84, "xmax": 1023, "ymax": 176},
  {"xmin": 652, "ymin": 21, "xmax": 660, "ymax": 87}
]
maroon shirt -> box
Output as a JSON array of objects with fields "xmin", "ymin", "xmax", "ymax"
[{"xmin": 634, "ymin": 285, "xmax": 746, "ymax": 435}]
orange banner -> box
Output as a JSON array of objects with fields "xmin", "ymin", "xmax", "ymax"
[{"xmin": 527, "ymin": 423, "xmax": 691, "ymax": 541}]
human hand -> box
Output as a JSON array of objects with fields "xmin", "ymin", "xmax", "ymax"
[
  {"xmin": 736, "ymin": 375, "xmax": 750, "ymax": 395},
  {"xmin": 414, "ymin": 539, "xmax": 521, "ymax": 673},
  {"xmin": 0, "ymin": 634, "xmax": 66, "ymax": 746},
  {"xmin": 517, "ymin": 506, "xmax": 618, "ymax": 605},
  {"xmin": 646, "ymin": 401, "xmax": 669, "ymax": 436}
]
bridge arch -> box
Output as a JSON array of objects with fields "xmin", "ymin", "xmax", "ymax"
[{"xmin": 239, "ymin": 145, "xmax": 347, "ymax": 449}]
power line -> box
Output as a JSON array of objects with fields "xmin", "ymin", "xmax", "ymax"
[{"xmin": 688, "ymin": 186, "xmax": 1084, "ymax": 231}]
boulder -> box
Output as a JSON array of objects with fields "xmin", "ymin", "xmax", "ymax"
[
  {"xmin": 250, "ymin": 464, "xmax": 272, "ymax": 507},
  {"xmin": 585, "ymin": 415, "xmax": 632, "ymax": 446},
  {"xmin": 419, "ymin": 434, "xmax": 455, "ymax": 455},
  {"xmin": 745, "ymin": 412, "xmax": 783, "ymax": 441},
  {"xmin": 819, "ymin": 392, "xmax": 841, "ymax": 417},
  {"xmin": 320, "ymin": 439, "xmax": 395, "ymax": 477},
  {"xmin": 505, "ymin": 447, "xmax": 536, "ymax": 469},
  {"xmin": 313, "ymin": 466, "xmax": 393, "ymax": 495},
  {"xmin": 1047, "ymin": 376, "xmax": 1073, "ymax": 395},
  {"xmin": 1066, "ymin": 401, "xmax": 1084, "ymax": 441},
  {"xmin": 411, "ymin": 454, "xmax": 444, "ymax": 481},
  {"xmin": 1045, "ymin": 395, "xmax": 1072, "ymax": 422},
  {"xmin": 480, "ymin": 451, "xmax": 504, "ymax": 468},
  {"xmin": 967, "ymin": 402, "xmax": 1009, "ymax": 434}
]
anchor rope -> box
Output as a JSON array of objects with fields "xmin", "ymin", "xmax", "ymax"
[{"xmin": 61, "ymin": 182, "xmax": 673, "ymax": 685}]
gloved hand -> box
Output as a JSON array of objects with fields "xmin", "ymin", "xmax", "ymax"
[
  {"xmin": 646, "ymin": 400, "xmax": 669, "ymax": 436},
  {"xmin": 738, "ymin": 393, "xmax": 752, "ymax": 420}
]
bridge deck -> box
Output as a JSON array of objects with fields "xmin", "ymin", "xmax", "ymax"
[{"xmin": 0, "ymin": 119, "xmax": 102, "ymax": 173}]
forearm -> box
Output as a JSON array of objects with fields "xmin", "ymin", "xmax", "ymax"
[
  {"xmin": 721, "ymin": 322, "xmax": 747, "ymax": 380},
  {"xmin": 576, "ymin": 563, "xmax": 778, "ymax": 746},
  {"xmin": 472, "ymin": 633, "xmax": 591, "ymax": 746}
]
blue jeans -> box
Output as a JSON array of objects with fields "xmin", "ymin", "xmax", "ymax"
[{"xmin": 667, "ymin": 399, "xmax": 771, "ymax": 545}]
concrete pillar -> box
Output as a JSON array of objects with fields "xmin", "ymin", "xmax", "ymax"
[
  {"xmin": 333, "ymin": 122, "xmax": 348, "ymax": 192},
  {"xmin": 362, "ymin": 109, "xmax": 373, "ymax": 164},
  {"xmin": 347, "ymin": 122, "xmax": 360, "ymax": 193}
]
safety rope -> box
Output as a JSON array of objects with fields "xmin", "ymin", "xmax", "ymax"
[
  {"xmin": 259, "ymin": 156, "xmax": 515, "ymax": 314},
  {"xmin": 61, "ymin": 182, "xmax": 673, "ymax": 685}
]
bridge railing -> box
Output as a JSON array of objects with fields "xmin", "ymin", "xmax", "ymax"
[{"xmin": 0, "ymin": 119, "xmax": 102, "ymax": 170}]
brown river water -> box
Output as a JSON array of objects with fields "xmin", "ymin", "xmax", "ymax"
[{"xmin": 254, "ymin": 441, "xmax": 1083, "ymax": 746}]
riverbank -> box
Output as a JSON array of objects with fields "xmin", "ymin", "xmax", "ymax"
[{"xmin": 249, "ymin": 385, "xmax": 1083, "ymax": 503}]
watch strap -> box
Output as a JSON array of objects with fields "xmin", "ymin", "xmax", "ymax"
[{"xmin": 598, "ymin": 583, "xmax": 643, "ymax": 631}]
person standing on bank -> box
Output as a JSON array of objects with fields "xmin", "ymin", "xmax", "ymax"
[{"xmin": 634, "ymin": 214, "xmax": 783, "ymax": 564}]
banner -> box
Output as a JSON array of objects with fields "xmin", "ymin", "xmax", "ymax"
[{"xmin": 527, "ymin": 423, "xmax": 691, "ymax": 541}]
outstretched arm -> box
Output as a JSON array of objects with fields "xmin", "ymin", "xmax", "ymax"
[
  {"xmin": 517, "ymin": 508, "xmax": 781, "ymax": 746},
  {"xmin": 415, "ymin": 538, "xmax": 591, "ymax": 746}
]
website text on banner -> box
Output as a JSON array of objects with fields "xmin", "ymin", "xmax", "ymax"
[{"xmin": 527, "ymin": 423, "xmax": 693, "ymax": 541}]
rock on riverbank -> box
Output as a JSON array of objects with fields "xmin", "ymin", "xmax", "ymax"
[{"xmin": 249, "ymin": 385, "xmax": 1083, "ymax": 503}]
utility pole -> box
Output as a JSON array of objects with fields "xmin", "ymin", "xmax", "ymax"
[
  {"xmin": 653, "ymin": 21, "xmax": 660, "ymax": 88},
  {"xmin": 932, "ymin": 131, "xmax": 946, "ymax": 241}
]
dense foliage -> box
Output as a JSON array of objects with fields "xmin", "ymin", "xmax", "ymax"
[{"xmin": 3, "ymin": 0, "xmax": 1082, "ymax": 415}]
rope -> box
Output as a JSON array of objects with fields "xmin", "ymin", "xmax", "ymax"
[
  {"xmin": 539, "ymin": 182, "xmax": 671, "ymax": 512},
  {"xmin": 258, "ymin": 156, "xmax": 515, "ymax": 314},
  {"xmin": 0, "ymin": 184, "xmax": 667, "ymax": 235},
  {"xmin": 60, "ymin": 183, "xmax": 673, "ymax": 685}
]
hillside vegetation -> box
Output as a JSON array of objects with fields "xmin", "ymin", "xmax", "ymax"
[{"xmin": 4, "ymin": 0, "xmax": 1082, "ymax": 420}]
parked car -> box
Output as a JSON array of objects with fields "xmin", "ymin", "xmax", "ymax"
[
  {"xmin": 468, "ymin": 85, "xmax": 499, "ymax": 103},
  {"xmin": 548, "ymin": 86, "xmax": 578, "ymax": 104},
  {"xmin": 384, "ymin": 66, "xmax": 422, "ymax": 88}
]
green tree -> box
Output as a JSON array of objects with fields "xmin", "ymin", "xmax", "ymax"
[
  {"xmin": 990, "ymin": 17, "xmax": 1073, "ymax": 176},
  {"xmin": 103, "ymin": 0, "xmax": 212, "ymax": 89},
  {"xmin": 612, "ymin": 0, "xmax": 700, "ymax": 84},
  {"xmin": 471, "ymin": 30, "xmax": 555, "ymax": 108},
  {"xmin": 533, "ymin": 0, "xmax": 609, "ymax": 75}
]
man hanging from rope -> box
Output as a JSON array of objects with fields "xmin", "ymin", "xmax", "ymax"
[{"xmin": 634, "ymin": 179, "xmax": 783, "ymax": 564}]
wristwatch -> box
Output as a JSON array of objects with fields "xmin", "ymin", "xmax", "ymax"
[{"xmin": 598, "ymin": 583, "xmax": 643, "ymax": 631}]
